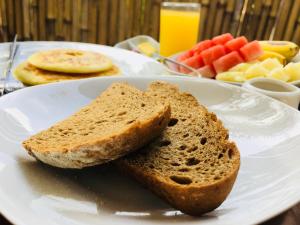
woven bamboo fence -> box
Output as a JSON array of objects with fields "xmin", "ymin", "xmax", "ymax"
[{"xmin": 0, "ymin": 0, "xmax": 299, "ymax": 45}]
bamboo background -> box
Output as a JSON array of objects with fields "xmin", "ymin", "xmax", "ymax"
[{"xmin": 0, "ymin": 0, "xmax": 299, "ymax": 45}]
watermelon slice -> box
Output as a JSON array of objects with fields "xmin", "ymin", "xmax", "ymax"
[
  {"xmin": 180, "ymin": 54, "xmax": 204, "ymax": 73},
  {"xmin": 193, "ymin": 40, "xmax": 214, "ymax": 54},
  {"xmin": 177, "ymin": 49, "xmax": 194, "ymax": 62},
  {"xmin": 200, "ymin": 45, "xmax": 226, "ymax": 65},
  {"xmin": 213, "ymin": 51, "xmax": 244, "ymax": 73},
  {"xmin": 239, "ymin": 41, "xmax": 263, "ymax": 61},
  {"xmin": 225, "ymin": 36, "xmax": 248, "ymax": 52},
  {"xmin": 197, "ymin": 65, "xmax": 216, "ymax": 78},
  {"xmin": 212, "ymin": 33, "xmax": 234, "ymax": 45}
]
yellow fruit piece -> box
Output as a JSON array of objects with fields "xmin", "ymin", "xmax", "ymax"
[
  {"xmin": 229, "ymin": 63, "xmax": 253, "ymax": 72},
  {"xmin": 259, "ymin": 41, "xmax": 299, "ymax": 60},
  {"xmin": 249, "ymin": 60, "xmax": 260, "ymax": 64},
  {"xmin": 245, "ymin": 64, "xmax": 269, "ymax": 79},
  {"xmin": 267, "ymin": 68, "xmax": 290, "ymax": 82},
  {"xmin": 284, "ymin": 62, "xmax": 300, "ymax": 82},
  {"xmin": 137, "ymin": 42, "xmax": 157, "ymax": 56},
  {"xmin": 260, "ymin": 58, "xmax": 283, "ymax": 71},
  {"xmin": 216, "ymin": 72, "xmax": 246, "ymax": 82},
  {"xmin": 258, "ymin": 50, "xmax": 286, "ymax": 65}
]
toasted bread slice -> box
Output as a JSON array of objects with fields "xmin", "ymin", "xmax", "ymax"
[
  {"xmin": 23, "ymin": 83, "xmax": 171, "ymax": 169},
  {"xmin": 117, "ymin": 81, "xmax": 240, "ymax": 216}
]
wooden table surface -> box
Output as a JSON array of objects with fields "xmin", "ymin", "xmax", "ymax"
[{"xmin": 1, "ymin": 202, "xmax": 299, "ymax": 225}]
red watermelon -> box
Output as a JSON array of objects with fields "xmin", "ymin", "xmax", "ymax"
[
  {"xmin": 180, "ymin": 54, "xmax": 204, "ymax": 73},
  {"xmin": 213, "ymin": 51, "xmax": 244, "ymax": 73},
  {"xmin": 212, "ymin": 33, "xmax": 234, "ymax": 45},
  {"xmin": 193, "ymin": 40, "xmax": 214, "ymax": 54},
  {"xmin": 177, "ymin": 49, "xmax": 195, "ymax": 62},
  {"xmin": 200, "ymin": 45, "xmax": 226, "ymax": 65},
  {"xmin": 225, "ymin": 36, "xmax": 248, "ymax": 52},
  {"xmin": 197, "ymin": 65, "xmax": 216, "ymax": 78},
  {"xmin": 239, "ymin": 41, "xmax": 263, "ymax": 61}
]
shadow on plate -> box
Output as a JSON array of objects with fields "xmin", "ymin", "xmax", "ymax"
[{"xmin": 18, "ymin": 159, "xmax": 229, "ymax": 222}]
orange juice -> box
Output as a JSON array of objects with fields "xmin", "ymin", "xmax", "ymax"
[{"xmin": 160, "ymin": 9, "xmax": 200, "ymax": 57}]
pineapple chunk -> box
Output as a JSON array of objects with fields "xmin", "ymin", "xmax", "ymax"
[
  {"xmin": 267, "ymin": 68, "xmax": 290, "ymax": 82},
  {"xmin": 284, "ymin": 62, "xmax": 300, "ymax": 81},
  {"xmin": 137, "ymin": 42, "xmax": 157, "ymax": 56},
  {"xmin": 245, "ymin": 64, "xmax": 269, "ymax": 80},
  {"xmin": 216, "ymin": 72, "xmax": 246, "ymax": 82},
  {"xmin": 260, "ymin": 58, "xmax": 283, "ymax": 71},
  {"xmin": 229, "ymin": 63, "xmax": 252, "ymax": 72}
]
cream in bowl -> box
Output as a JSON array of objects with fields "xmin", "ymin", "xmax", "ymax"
[{"xmin": 242, "ymin": 78, "xmax": 300, "ymax": 109}]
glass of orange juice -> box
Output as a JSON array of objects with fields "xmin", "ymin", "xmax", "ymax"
[{"xmin": 159, "ymin": 2, "xmax": 201, "ymax": 57}]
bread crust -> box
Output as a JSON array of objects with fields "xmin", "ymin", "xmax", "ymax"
[{"xmin": 117, "ymin": 143, "xmax": 239, "ymax": 216}]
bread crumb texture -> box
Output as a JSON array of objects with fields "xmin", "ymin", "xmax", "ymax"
[
  {"xmin": 117, "ymin": 81, "xmax": 240, "ymax": 216},
  {"xmin": 23, "ymin": 82, "xmax": 170, "ymax": 168}
]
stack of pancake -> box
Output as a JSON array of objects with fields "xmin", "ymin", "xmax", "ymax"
[{"xmin": 14, "ymin": 49, "xmax": 120, "ymax": 86}]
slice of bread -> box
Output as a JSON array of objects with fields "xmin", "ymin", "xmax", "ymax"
[
  {"xmin": 23, "ymin": 83, "xmax": 171, "ymax": 169},
  {"xmin": 116, "ymin": 81, "xmax": 240, "ymax": 216}
]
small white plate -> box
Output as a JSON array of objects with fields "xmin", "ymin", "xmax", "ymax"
[
  {"xmin": 0, "ymin": 41, "xmax": 168, "ymax": 87},
  {"xmin": 219, "ymin": 79, "xmax": 300, "ymax": 88},
  {"xmin": 0, "ymin": 76, "xmax": 300, "ymax": 225},
  {"xmin": 114, "ymin": 35, "xmax": 160, "ymax": 53}
]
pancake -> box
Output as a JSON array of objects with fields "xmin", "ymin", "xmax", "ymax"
[
  {"xmin": 28, "ymin": 49, "xmax": 113, "ymax": 73},
  {"xmin": 13, "ymin": 61, "xmax": 120, "ymax": 86}
]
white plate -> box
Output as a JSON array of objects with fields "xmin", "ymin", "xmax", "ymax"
[
  {"xmin": 0, "ymin": 41, "xmax": 168, "ymax": 87},
  {"xmin": 220, "ymin": 79, "xmax": 300, "ymax": 88},
  {"xmin": 0, "ymin": 76, "xmax": 300, "ymax": 225}
]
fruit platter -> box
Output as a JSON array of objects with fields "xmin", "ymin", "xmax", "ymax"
[{"xmin": 173, "ymin": 33, "xmax": 300, "ymax": 85}]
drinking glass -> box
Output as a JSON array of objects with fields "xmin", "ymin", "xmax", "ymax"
[{"xmin": 159, "ymin": 2, "xmax": 201, "ymax": 57}]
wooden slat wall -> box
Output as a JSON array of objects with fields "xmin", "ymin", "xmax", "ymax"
[{"xmin": 0, "ymin": 0, "xmax": 299, "ymax": 45}]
